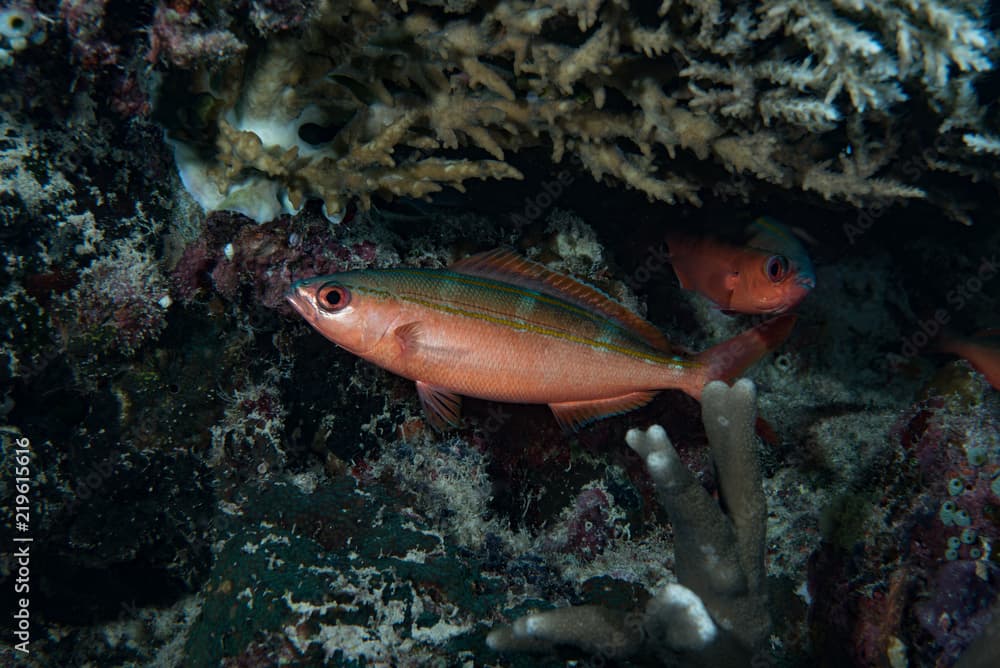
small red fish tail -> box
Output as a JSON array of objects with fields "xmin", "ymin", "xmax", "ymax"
[
  {"xmin": 935, "ymin": 333, "xmax": 959, "ymax": 356},
  {"xmin": 755, "ymin": 416, "xmax": 778, "ymax": 445},
  {"xmin": 934, "ymin": 329, "xmax": 973, "ymax": 358},
  {"xmin": 935, "ymin": 329, "xmax": 1000, "ymax": 391},
  {"xmin": 690, "ymin": 313, "xmax": 798, "ymax": 398}
]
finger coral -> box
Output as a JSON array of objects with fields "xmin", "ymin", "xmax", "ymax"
[
  {"xmin": 487, "ymin": 379, "xmax": 770, "ymax": 665},
  {"xmin": 160, "ymin": 0, "xmax": 998, "ymax": 224}
]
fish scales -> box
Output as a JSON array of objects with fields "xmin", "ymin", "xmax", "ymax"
[
  {"xmin": 355, "ymin": 268, "xmax": 694, "ymax": 404},
  {"xmin": 286, "ymin": 248, "xmax": 796, "ymax": 430}
]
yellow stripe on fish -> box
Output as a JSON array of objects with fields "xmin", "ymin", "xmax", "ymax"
[{"xmin": 287, "ymin": 248, "xmax": 796, "ymax": 431}]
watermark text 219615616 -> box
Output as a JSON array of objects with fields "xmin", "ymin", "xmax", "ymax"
[{"xmin": 9, "ymin": 435, "xmax": 34, "ymax": 654}]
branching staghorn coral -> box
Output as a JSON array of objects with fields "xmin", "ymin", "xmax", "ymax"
[
  {"xmin": 486, "ymin": 379, "xmax": 770, "ymax": 665},
  {"xmin": 160, "ymin": 0, "xmax": 998, "ymax": 224}
]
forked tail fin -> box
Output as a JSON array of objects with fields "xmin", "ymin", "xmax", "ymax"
[{"xmin": 688, "ymin": 314, "xmax": 798, "ymax": 400}]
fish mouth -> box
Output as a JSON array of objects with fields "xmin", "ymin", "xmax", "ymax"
[{"xmin": 285, "ymin": 284, "xmax": 313, "ymax": 318}]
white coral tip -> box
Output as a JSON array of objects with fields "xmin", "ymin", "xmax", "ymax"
[
  {"xmin": 646, "ymin": 450, "xmax": 672, "ymax": 477},
  {"xmin": 656, "ymin": 583, "xmax": 718, "ymax": 649},
  {"xmin": 646, "ymin": 424, "xmax": 668, "ymax": 446}
]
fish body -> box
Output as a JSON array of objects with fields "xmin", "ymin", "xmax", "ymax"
[
  {"xmin": 939, "ymin": 331, "xmax": 1000, "ymax": 390},
  {"xmin": 287, "ymin": 249, "xmax": 795, "ymax": 430},
  {"xmin": 667, "ymin": 216, "xmax": 815, "ymax": 314}
]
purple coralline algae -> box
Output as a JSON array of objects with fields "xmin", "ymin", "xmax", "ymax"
[
  {"xmin": 64, "ymin": 240, "xmax": 171, "ymax": 356},
  {"xmin": 60, "ymin": 0, "xmax": 119, "ymax": 69},
  {"xmin": 171, "ymin": 211, "xmax": 386, "ymax": 311},
  {"xmin": 809, "ymin": 375, "xmax": 1000, "ymax": 667},
  {"xmin": 914, "ymin": 560, "xmax": 999, "ymax": 664},
  {"xmin": 560, "ymin": 486, "xmax": 616, "ymax": 560},
  {"xmin": 148, "ymin": 4, "xmax": 246, "ymax": 69}
]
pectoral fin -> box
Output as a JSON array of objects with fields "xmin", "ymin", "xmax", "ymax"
[
  {"xmin": 415, "ymin": 380, "xmax": 463, "ymax": 430},
  {"xmin": 549, "ymin": 391, "xmax": 658, "ymax": 432},
  {"xmin": 395, "ymin": 321, "xmax": 424, "ymax": 354},
  {"xmin": 396, "ymin": 320, "xmax": 468, "ymax": 363}
]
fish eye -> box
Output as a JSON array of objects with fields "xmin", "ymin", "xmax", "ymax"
[
  {"xmin": 317, "ymin": 283, "xmax": 350, "ymax": 312},
  {"xmin": 765, "ymin": 255, "xmax": 789, "ymax": 283}
]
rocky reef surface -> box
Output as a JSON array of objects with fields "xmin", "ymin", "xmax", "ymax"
[{"xmin": 2, "ymin": 1, "xmax": 999, "ymax": 667}]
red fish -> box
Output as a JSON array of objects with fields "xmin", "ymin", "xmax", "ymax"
[
  {"xmin": 667, "ymin": 217, "xmax": 815, "ymax": 314},
  {"xmin": 939, "ymin": 330, "xmax": 1000, "ymax": 390},
  {"xmin": 286, "ymin": 249, "xmax": 796, "ymax": 431}
]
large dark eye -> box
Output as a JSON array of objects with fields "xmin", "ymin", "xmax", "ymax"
[
  {"xmin": 765, "ymin": 255, "xmax": 789, "ymax": 283},
  {"xmin": 317, "ymin": 283, "xmax": 350, "ymax": 311}
]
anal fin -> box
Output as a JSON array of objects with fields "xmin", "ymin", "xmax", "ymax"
[
  {"xmin": 549, "ymin": 391, "xmax": 658, "ymax": 432},
  {"xmin": 416, "ymin": 380, "xmax": 463, "ymax": 431}
]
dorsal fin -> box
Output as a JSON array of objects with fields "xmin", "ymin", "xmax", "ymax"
[
  {"xmin": 973, "ymin": 329, "xmax": 1000, "ymax": 339},
  {"xmin": 450, "ymin": 248, "xmax": 671, "ymax": 351}
]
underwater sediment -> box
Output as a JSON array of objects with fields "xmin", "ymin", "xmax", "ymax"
[{"xmin": 1, "ymin": 1, "xmax": 999, "ymax": 666}]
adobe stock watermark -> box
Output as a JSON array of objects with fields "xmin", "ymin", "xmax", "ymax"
[
  {"xmin": 9, "ymin": 434, "xmax": 34, "ymax": 655},
  {"xmin": 509, "ymin": 152, "xmax": 584, "ymax": 227},
  {"xmin": 711, "ymin": 167, "xmax": 752, "ymax": 204},
  {"xmin": 578, "ymin": 609, "xmax": 646, "ymax": 668},
  {"xmin": 843, "ymin": 201, "xmax": 888, "ymax": 246},
  {"xmin": 887, "ymin": 254, "xmax": 998, "ymax": 370},
  {"xmin": 842, "ymin": 134, "xmax": 951, "ymax": 246},
  {"xmin": 625, "ymin": 241, "xmax": 672, "ymax": 292},
  {"xmin": 64, "ymin": 456, "xmax": 115, "ymax": 513},
  {"xmin": 478, "ymin": 403, "xmax": 513, "ymax": 435}
]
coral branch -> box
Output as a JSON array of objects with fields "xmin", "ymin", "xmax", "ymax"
[
  {"xmin": 159, "ymin": 0, "xmax": 998, "ymax": 224},
  {"xmin": 487, "ymin": 379, "xmax": 771, "ymax": 665}
]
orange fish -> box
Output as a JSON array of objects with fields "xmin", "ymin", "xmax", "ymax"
[
  {"xmin": 939, "ymin": 330, "xmax": 1000, "ymax": 390},
  {"xmin": 667, "ymin": 216, "xmax": 815, "ymax": 314},
  {"xmin": 286, "ymin": 249, "xmax": 796, "ymax": 431}
]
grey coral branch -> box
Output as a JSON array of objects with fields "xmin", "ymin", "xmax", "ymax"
[{"xmin": 486, "ymin": 379, "xmax": 771, "ymax": 665}]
